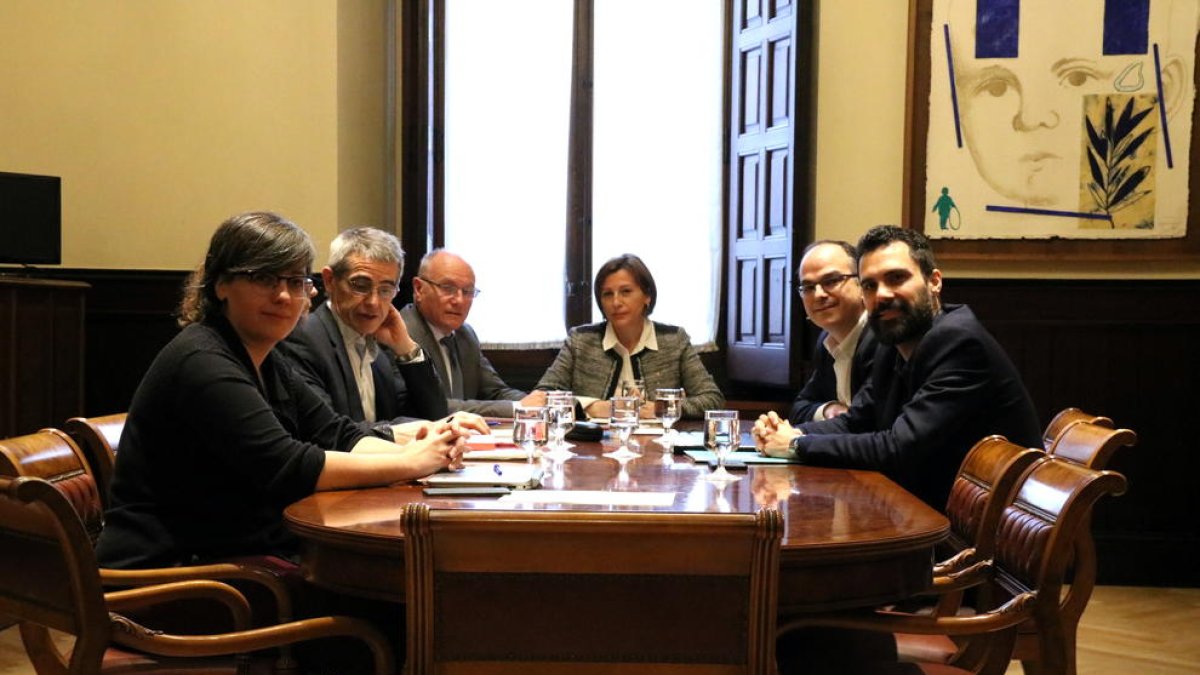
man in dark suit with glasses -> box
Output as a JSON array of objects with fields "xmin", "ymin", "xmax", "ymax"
[
  {"xmin": 789, "ymin": 240, "xmax": 878, "ymax": 423},
  {"xmin": 279, "ymin": 227, "xmax": 450, "ymax": 433}
]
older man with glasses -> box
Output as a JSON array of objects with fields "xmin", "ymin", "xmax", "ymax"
[
  {"xmin": 279, "ymin": 227, "xmax": 451, "ymax": 433},
  {"xmin": 401, "ymin": 249, "xmax": 545, "ymax": 417},
  {"xmin": 789, "ymin": 240, "xmax": 878, "ymax": 423}
]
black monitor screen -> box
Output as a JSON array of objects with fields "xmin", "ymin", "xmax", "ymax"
[{"xmin": 0, "ymin": 172, "xmax": 62, "ymax": 265}]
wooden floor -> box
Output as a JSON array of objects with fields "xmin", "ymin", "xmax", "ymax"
[{"xmin": 1, "ymin": 585, "xmax": 1196, "ymax": 673}]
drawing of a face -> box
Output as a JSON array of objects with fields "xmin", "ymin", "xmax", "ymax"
[{"xmin": 945, "ymin": 0, "xmax": 1188, "ymax": 208}]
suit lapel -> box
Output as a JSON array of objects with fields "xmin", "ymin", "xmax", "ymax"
[
  {"xmin": 316, "ymin": 305, "xmax": 366, "ymax": 420},
  {"xmin": 405, "ymin": 306, "xmax": 453, "ymax": 398}
]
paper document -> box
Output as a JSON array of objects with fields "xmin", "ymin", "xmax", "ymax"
[
  {"xmin": 421, "ymin": 463, "xmax": 543, "ymax": 489},
  {"xmin": 683, "ymin": 450, "xmax": 800, "ymax": 465},
  {"xmin": 672, "ymin": 431, "xmax": 757, "ymax": 450},
  {"xmin": 463, "ymin": 448, "xmax": 530, "ymax": 461},
  {"xmin": 498, "ymin": 490, "xmax": 676, "ymax": 507}
]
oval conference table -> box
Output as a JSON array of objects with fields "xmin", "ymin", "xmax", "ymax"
[{"xmin": 285, "ymin": 429, "xmax": 949, "ymax": 615}]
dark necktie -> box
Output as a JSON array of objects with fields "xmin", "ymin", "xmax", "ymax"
[{"xmin": 441, "ymin": 334, "xmax": 464, "ymax": 399}]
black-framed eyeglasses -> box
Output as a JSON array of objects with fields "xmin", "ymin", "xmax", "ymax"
[
  {"xmin": 344, "ymin": 275, "xmax": 400, "ymax": 300},
  {"xmin": 418, "ymin": 276, "xmax": 481, "ymax": 299},
  {"xmin": 797, "ymin": 273, "xmax": 858, "ymax": 296},
  {"xmin": 230, "ymin": 269, "xmax": 314, "ymax": 295}
]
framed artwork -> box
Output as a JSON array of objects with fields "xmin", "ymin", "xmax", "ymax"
[{"xmin": 905, "ymin": 0, "xmax": 1200, "ymax": 260}]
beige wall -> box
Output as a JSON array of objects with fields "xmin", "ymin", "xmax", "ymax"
[
  {"xmin": 1, "ymin": 0, "xmax": 1193, "ymax": 277},
  {"xmin": 0, "ymin": 0, "xmax": 388, "ymax": 271}
]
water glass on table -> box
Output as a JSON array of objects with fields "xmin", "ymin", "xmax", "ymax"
[
  {"xmin": 513, "ymin": 405, "xmax": 548, "ymax": 460},
  {"xmin": 703, "ymin": 409, "xmax": 741, "ymax": 482},
  {"xmin": 606, "ymin": 395, "xmax": 641, "ymax": 459},
  {"xmin": 546, "ymin": 390, "xmax": 576, "ymax": 455},
  {"xmin": 654, "ymin": 388, "xmax": 684, "ymax": 446},
  {"xmin": 620, "ymin": 379, "xmax": 647, "ymax": 415}
]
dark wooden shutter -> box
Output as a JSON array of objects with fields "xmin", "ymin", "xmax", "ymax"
[{"xmin": 726, "ymin": 0, "xmax": 812, "ymax": 387}]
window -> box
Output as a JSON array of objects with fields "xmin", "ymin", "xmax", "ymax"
[{"xmin": 440, "ymin": 0, "xmax": 724, "ymax": 348}]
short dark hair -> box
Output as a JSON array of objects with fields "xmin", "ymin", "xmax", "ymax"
[
  {"xmin": 856, "ymin": 225, "xmax": 937, "ymax": 278},
  {"xmin": 593, "ymin": 254, "xmax": 657, "ymax": 316},
  {"xmin": 800, "ymin": 240, "xmax": 858, "ymax": 274},
  {"xmin": 178, "ymin": 211, "xmax": 315, "ymax": 327}
]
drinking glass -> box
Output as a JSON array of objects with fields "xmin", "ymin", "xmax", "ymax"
[
  {"xmin": 620, "ymin": 379, "xmax": 647, "ymax": 416},
  {"xmin": 654, "ymin": 388, "xmax": 684, "ymax": 446},
  {"xmin": 703, "ymin": 410, "xmax": 741, "ymax": 482},
  {"xmin": 546, "ymin": 390, "xmax": 576, "ymax": 456},
  {"xmin": 513, "ymin": 405, "xmax": 548, "ymax": 460},
  {"xmin": 605, "ymin": 395, "xmax": 641, "ymax": 460}
]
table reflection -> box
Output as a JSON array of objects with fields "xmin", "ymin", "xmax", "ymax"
[{"xmin": 285, "ymin": 428, "xmax": 948, "ymax": 611}]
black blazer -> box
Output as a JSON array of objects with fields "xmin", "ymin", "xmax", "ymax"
[
  {"xmin": 278, "ymin": 304, "xmax": 448, "ymax": 426},
  {"xmin": 789, "ymin": 324, "xmax": 878, "ymax": 423},
  {"xmin": 795, "ymin": 304, "xmax": 1041, "ymax": 510}
]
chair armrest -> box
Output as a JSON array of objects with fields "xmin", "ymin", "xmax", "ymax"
[
  {"xmin": 100, "ymin": 561, "xmax": 294, "ymax": 622},
  {"xmin": 933, "ymin": 546, "xmax": 979, "ymax": 576},
  {"xmin": 931, "ymin": 559, "xmax": 994, "ymax": 594},
  {"xmin": 779, "ymin": 591, "xmax": 1037, "ymax": 638},
  {"xmin": 109, "ymin": 614, "xmax": 395, "ymax": 675},
  {"xmin": 105, "ymin": 580, "xmax": 252, "ymax": 631}
]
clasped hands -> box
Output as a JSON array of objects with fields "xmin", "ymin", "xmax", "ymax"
[
  {"xmin": 752, "ymin": 410, "xmax": 803, "ymax": 458},
  {"xmin": 392, "ymin": 412, "xmax": 491, "ymax": 471}
]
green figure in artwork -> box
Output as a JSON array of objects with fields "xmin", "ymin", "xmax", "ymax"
[{"xmin": 932, "ymin": 187, "xmax": 959, "ymax": 230}]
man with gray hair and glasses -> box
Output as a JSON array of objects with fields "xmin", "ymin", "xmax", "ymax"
[
  {"xmin": 401, "ymin": 250, "xmax": 546, "ymax": 417},
  {"xmin": 280, "ymin": 227, "xmax": 451, "ymax": 431}
]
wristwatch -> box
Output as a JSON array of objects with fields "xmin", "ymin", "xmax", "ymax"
[
  {"xmin": 394, "ymin": 345, "xmax": 423, "ymax": 364},
  {"xmin": 788, "ymin": 433, "xmax": 806, "ymax": 461}
]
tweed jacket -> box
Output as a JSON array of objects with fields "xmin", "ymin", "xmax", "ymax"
[
  {"xmin": 400, "ymin": 304, "xmax": 527, "ymax": 417},
  {"xmin": 536, "ymin": 321, "xmax": 724, "ymax": 419}
]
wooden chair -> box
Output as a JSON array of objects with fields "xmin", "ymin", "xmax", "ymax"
[
  {"xmin": 890, "ymin": 436, "xmax": 1043, "ymax": 664},
  {"xmin": 1040, "ymin": 407, "xmax": 1112, "ymax": 452},
  {"xmin": 0, "ymin": 429, "xmax": 301, "ymax": 640},
  {"xmin": 777, "ymin": 459, "xmax": 1128, "ymax": 675},
  {"xmin": 63, "ymin": 413, "xmax": 126, "ymax": 509},
  {"xmin": 0, "ymin": 428, "xmax": 104, "ymax": 544},
  {"xmin": 937, "ymin": 436, "xmax": 1046, "ymax": 576},
  {"xmin": 402, "ymin": 504, "xmax": 783, "ymax": 674},
  {"xmin": 1010, "ymin": 421, "xmax": 1137, "ymax": 675},
  {"xmin": 0, "ymin": 474, "xmax": 395, "ymax": 674}
]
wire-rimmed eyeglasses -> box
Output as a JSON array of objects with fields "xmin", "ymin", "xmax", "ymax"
[
  {"xmin": 230, "ymin": 269, "xmax": 314, "ymax": 295},
  {"xmin": 796, "ymin": 273, "xmax": 858, "ymax": 296},
  {"xmin": 419, "ymin": 276, "xmax": 481, "ymax": 299},
  {"xmin": 344, "ymin": 275, "xmax": 400, "ymax": 300}
]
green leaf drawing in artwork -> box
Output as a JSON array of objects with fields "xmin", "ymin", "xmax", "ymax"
[{"xmin": 1084, "ymin": 96, "xmax": 1155, "ymax": 227}]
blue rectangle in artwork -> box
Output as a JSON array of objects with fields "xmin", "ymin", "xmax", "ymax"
[
  {"xmin": 1104, "ymin": 0, "xmax": 1149, "ymax": 55},
  {"xmin": 975, "ymin": 0, "xmax": 1019, "ymax": 58}
]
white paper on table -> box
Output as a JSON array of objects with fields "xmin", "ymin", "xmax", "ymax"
[
  {"xmin": 578, "ymin": 419, "xmax": 662, "ymax": 435},
  {"xmin": 463, "ymin": 448, "xmax": 530, "ymax": 461},
  {"xmin": 498, "ymin": 490, "xmax": 676, "ymax": 507},
  {"xmin": 633, "ymin": 426, "xmax": 663, "ymax": 436},
  {"xmin": 464, "ymin": 433, "xmax": 517, "ymax": 449}
]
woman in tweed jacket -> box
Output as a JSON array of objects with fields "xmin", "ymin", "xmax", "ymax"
[{"xmin": 536, "ymin": 254, "xmax": 724, "ymax": 419}]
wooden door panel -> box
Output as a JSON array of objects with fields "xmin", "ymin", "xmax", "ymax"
[{"xmin": 728, "ymin": 0, "xmax": 808, "ymax": 387}]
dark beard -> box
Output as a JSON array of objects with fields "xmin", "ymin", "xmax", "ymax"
[{"xmin": 869, "ymin": 288, "xmax": 936, "ymax": 346}]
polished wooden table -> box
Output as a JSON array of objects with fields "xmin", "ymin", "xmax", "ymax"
[{"xmin": 285, "ymin": 433, "xmax": 949, "ymax": 614}]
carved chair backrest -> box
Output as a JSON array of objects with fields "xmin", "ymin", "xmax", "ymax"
[
  {"xmin": 403, "ymin": 504, "xmax": 783, "ymax": 675},
  {"xmin": 0, "ymin": 429, "xmax": 104, "ymax": 544},
  {"xmin": 63, "ymin": 413, "xmax": 126, "ymax": 509}
]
